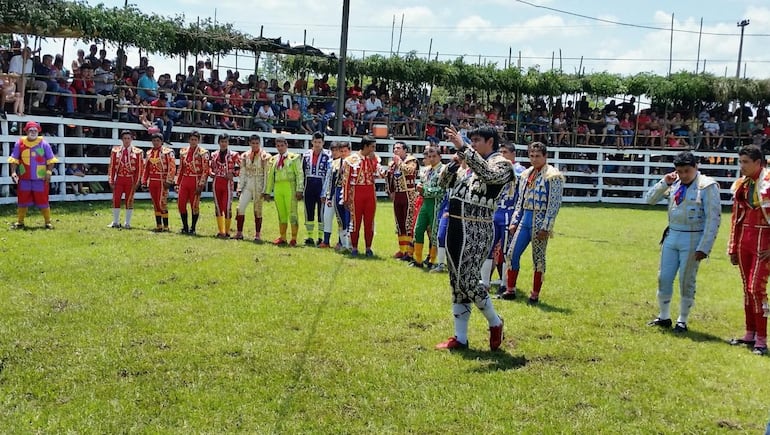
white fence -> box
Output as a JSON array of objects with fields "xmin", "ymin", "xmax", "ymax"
[{"xmin": 0, "ymin": 115, "xmax": 740, "ymax": 206}]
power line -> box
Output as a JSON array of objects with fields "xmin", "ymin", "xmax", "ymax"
[
  {"xmin": 319, "ymin": 46, "xmax": 770, "ymax": 64},
  {"xmin": 514, "ymin": 0, "xmax": 770, "ymax": 37}
]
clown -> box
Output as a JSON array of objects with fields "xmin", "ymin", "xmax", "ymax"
[{"xmin": 8, "ymin": 121, "xmax": 58, "ymax": 229}]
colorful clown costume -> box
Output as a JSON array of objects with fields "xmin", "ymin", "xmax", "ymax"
[
  {"xmin": 506, "ymin": 164, "xmax": 564, "ymax": 303},
  {"xmin": 142, "ymin": 143, "xmax": 176, "ymax": 231},
  {"xmin": 8, "ymin": 133, "xmax": 58, "ymax": 228}
]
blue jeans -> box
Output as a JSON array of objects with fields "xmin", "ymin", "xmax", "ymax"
[
  {"xmin": 47, "ymin": 82, "xmax": 74, "ymax": 113},
  {"xmin": 155, "ymin": 118, "xmax": 173, "ymax": 142}
]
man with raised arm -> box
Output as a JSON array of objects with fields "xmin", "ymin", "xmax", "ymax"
[{"xmin": 435, "ymin": 126, "xmax": 514, "ymax": 351}]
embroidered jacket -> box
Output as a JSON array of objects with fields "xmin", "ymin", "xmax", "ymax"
[
  {"xmin": 265, "ymin": 152, "xmax": 303, "ymax": 195},
  {"xmin": 385, "ymin": 154, "xmax": 418, "ymax": 194},
  {"xmin": 8, "ymin": 137, "xmax": 58, "ymax": 180},
  {"xmin": 239, "ymin": 148, "xmax": 271, "ymax": 192},
  {"xmin": 210, "ymin": 149, "xmax": 240, "ymax": 179},
  {"xmin": 322, "ymin": 158, "xmax": 344, "ymax": 201},
  {"xmin": 728, "ymin": 167, "xmax": 770, "ymax": 255},
  {"xmin": 303, "ymin": 149, "xmax": 332, "ymax": 184},
  {"xmin": 142, "ymin": 146, "xmax": 176, "ymax": 185},
  {"xmin": 511, "ymin": 164, "xmax": 564, "ymax": 232},
  {"xmin": 176, "ymin": 146, "xmax": 211, "ymax": 190},
  {"xmin": 645, "ymin": 172, "xmax": 721, "ymax": 255},
  {"xmin": 419, "ymin": 162, "xmax": 446, "ymax": 200},
  {"xmin": 108, "ymin": 145, "xmax": 144, "ymax": 183},
  {"xmin": 438, "ymin": 146, "xmax": 515, "ymax": 210},
  {"xmin": 342, "ymin": 152, "xmax": 383, "ymax": 203}
]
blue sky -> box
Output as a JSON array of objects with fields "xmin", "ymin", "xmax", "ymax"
[{"xmin": 36, "ymin": 0, "xmax": 770, "ymax": 80}]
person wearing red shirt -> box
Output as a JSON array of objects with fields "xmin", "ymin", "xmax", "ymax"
[
  {"xmin": 142, "ymin": 133, "xmax": 176, "ymax": 232},
  {"xmin": 210, "ymin": 133, "xmax": 240, "ymax": 238},
  {"xmin": 72, "ymin": 64, "xmax": 96, "ymax": 113},
  {"xmin": 342, "ymin": 135, "xmax": 384, "ymax": 257},
  {"xmin": 149, "ymin": 95, "xmax": 173, "ymax": 142},
  {"xmin": 107, "ymin": 130, "xmax": 144, "ymax": 229},
  {"xmin": 175, "ymin": 131, "xmax": 210, "ymax": 235},
  {"xmin": 728, "ymin": 145, "xmax": 770, "ymax": 356}
]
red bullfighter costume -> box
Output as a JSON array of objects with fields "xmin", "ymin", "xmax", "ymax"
[
  {"xmin": 142, "ymin": 144, "xmax": 176, "ymax": 231},
  {"xmin": 8, "ymin": 122, "xmax": 58, "ymax": 229},
  {"xmin": 385, "ymin": 153, "xmax": 418, "ymax": 259},
  {"xmin": 728, "ymin": 167, "xmax": 770, "ymax": 353},
  {"xmin": 176, "ymin": 145, "xmax": 210, "ymax": 234},
  {"xmin": 342, "ymin": 151, "xmax": 382, "ymax": 255},
  {"xmin": 108, "ymin": 143, "xmax": 144, "ymax": 228},
  {"xmin": 210, "ymin": 148, "xmax": 240, "ymax": 238}
]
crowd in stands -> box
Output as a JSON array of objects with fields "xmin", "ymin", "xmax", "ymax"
[{"xmin": 2, "ymin": 40, "xmax": 770, "ymax": 153}]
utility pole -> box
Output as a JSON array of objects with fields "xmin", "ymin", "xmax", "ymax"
[
  {"xmin": 736, "ymin": 19, "xmax": 750, "ymax": 78},
  {"xmin": 334, "ymin": 0, "xmax": 351, "ymax": 134}
]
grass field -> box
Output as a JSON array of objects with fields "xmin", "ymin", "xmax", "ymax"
[{"xmin": 0, "ymin": 199, "xmax": 768, "ymax": 433}]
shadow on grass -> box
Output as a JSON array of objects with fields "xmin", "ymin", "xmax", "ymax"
[
  {"xmin": 664, "ymin": 328, "xmax": 726, "ymax": 344},
  {"xmin": 497, "ymin": 296, "xmax": 573, "ymax": 314},
  {"xmin": 272, "ymin": 258, "xmax": 347, "ymax": 432},
  {"xmin": 453, "ymin": 348, "xmax": 528, "ymax": 372}
]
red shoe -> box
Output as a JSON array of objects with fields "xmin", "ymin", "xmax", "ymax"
[
  {"xmin": 318, "ymin": 242, "xmax": 330, "ymax": 248},
  {"xmin": 289, "ymin": 239, "xmax": 297, "ymax": 247},
  {"xmin": 489, "ymin": 318, "xmax": 504, "ymax": 351},
  {"xmin": 435, "ymin": 336, "xmax": 468, "ymax": 350},
  {"xmin": 394, "ymin": 251, "xmax": 405, "ymax": 259},
  {"xmin": 273, "ymin": 237, "xmax": 287, "ymax": 246}
]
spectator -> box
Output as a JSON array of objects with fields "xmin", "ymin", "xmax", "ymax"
[
  {"xmin": 254, "ymin": 101, "xmax": 275, "ymax": 132},
  {"xmin": 363, "ymin": 90, "xmax": 384, "ymax": 133},
  {"xmin": 36, "ymin": 54, "xmax": 74, "ymax": 115},
  {"xmin": 85, "ymin": 44, "xmax": 99, "ymax": 66},
  {"xmin": 137, "ymin": 66, "xmax": 158, "ymax": 102},
  {"xmin": 619, "ymin": 113, "xmax": 634, "ymax": 148},
  {"xmin": 149, "ymin": 94, "xmax": 173, "ymax": 142},
  {"xmin": 9, "ymin": 47, "xmax": 46, "ymax": 108},
  {"xmin": 71, "ymin": 49, "xmax": 86, "ymax": 77},
  {"xmin": 0, "ymin": 72, "xmax": 23, "ymax": 116},
  {"xmin": 703, "ymin": 116, "xmax": 721, "ymax": 150},
  {"xmin": 72, "ymin": 64, "xmax": 96, "ymax": 113},
  {"xmin": 94, "ymin": 59, "xmax": 115, "ymax": 113}
]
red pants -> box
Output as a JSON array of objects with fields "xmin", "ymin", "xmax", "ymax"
[
  {"xmin": 351, "ymin": 184, "xmax": 376, "ymax": 249},
  {"xmin": 393, "ymin": 191, "xmax": 410, "ymax": 235},
  {"xmin": 213, "ymin": 177, "xmax": 233, "ymax": 218},
  {"xmin": 17, "ymin": 179, "xmax": 49, "ymax": 208},
  {"xmin": 735, "ymin": 207, "xmax": 770, "ymax": 338},
  {"xmin": 148, "ymin": 179, "xmax": 169, "ymax": 216},
  {"xmin": 112, "ymin": 176, "xmax": 136, "ymax": 208},
  {"xmin": 178, "ymin": 176, "xmax": 201, "ymax": 214}
]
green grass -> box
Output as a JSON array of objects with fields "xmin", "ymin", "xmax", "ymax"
[{"xmin": 0, "ymin": 200, "xmax": 767, "ymax": 433}]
